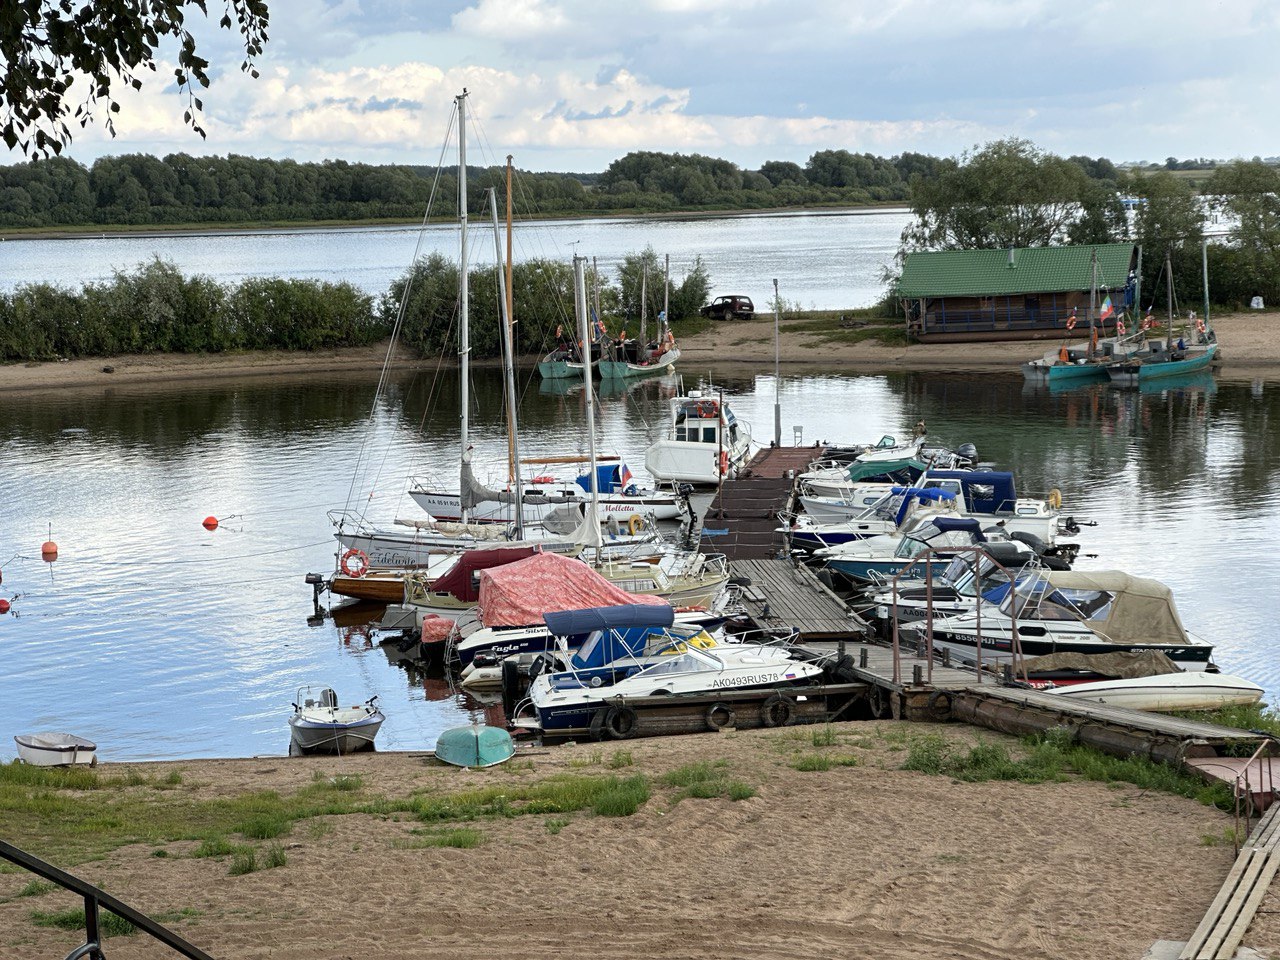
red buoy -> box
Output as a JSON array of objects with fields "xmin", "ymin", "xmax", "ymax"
[
  {"xmin": 0, "ymin": 598, "xmax": 9, "ymax": 614},
  {"xmin": 202, "ymin": 516, "xmax": 219, "ymax": 531},
  {"xmin": 41, "ymin": 541, "xmax": 58, "ymax": 561}
]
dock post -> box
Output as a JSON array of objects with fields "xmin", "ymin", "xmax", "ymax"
[
  {"xmin": 859, "ymin": 648, "xmax": 868, "ymax": 668},
  {"xmin": 912, "ymin": 664, "xmax": 923, "ymax": 686}
]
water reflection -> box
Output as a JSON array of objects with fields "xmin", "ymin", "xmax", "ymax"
[{"xmin": 2, "ymin": 368, "xmax": 1277, "ymax": 762}]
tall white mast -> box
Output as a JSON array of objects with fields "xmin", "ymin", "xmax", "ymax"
[
  {"xmin": 457, "ymin": 90, "xmax": 471, "ymax": 521},
  {"xmin": 574, "ymin": 256, "xmax": 601, "ymax": 562},
  {"xmin": 488, "ymin": 186, "xmax": 524, "ymax": 540}
]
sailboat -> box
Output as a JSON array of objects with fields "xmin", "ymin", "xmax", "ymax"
[
  {"xmin": 1022, "ymin": 249, "xmax": 1143, "ymax": 382},
  {"xmin": 330, "ymin": 93, "xmax": 651, "ymax": 571},
  {"xmin": 599, "ymin": 254, "xmax": 681, "ymax": 379},
  {"xmin": 1106, "ymin": 248, "xmax": 1218, "ymax": 385}
]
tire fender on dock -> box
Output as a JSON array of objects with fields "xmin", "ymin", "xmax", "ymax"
[
  {"xmin": 705, "ymin": 702, "xmax": 736, "ymax": 731},
  {"xmin": 759, "ymin": 694, "xmax": 795, "ymax": 728}
]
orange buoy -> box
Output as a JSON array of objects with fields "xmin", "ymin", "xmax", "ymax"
[
  {"xmin": 0, "ymin": 598, "xmax": 9, "ymax": 614},
  {"xmin": 41, "ymin": 541, "xmax": 58, "ymax": 561},
  {"xmin": 202, "ymin": 516, "xmax": 219, "ymax": 531}
]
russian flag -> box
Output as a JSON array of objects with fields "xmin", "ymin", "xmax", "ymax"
[
  {"xmin": 1098, "ymin": 296, "xmax": 1115, "ymax": 321},
  {"xmin": 618, "ymin": 462, "xmax": 634, "ymax": 488}
]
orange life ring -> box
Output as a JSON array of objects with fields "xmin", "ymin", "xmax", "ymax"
[
  {"xmin": 719, "ymin": 450, "xmax": 729, "ymax": 476},
  {"xmin": 1065, "ymin": 315, "xmax": 1076, "ymax": 331},
  {"xmin": 1196, "ymin": 317, "xmax": 1206, "ymax": 333},
  {"xmin": 339, "ymin": 548, "xmax": 370, "ymax": 578}
]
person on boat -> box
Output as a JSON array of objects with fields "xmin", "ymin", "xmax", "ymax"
[
  {"xmin": 554, "ymin": 324, "xmax": 571, "ymax": 358},
  {"xmin": 1058, "ymin": 345, "xmax": 1070, "ymax": 364}
]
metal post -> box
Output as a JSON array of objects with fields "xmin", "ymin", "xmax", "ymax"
[
  {"xmin": 456, "ymin": 90, "xmax": 470, "ymax": 521},
  {"xmin": 773, "ymin": 278, "xmax": 781, "ymax": 447}
]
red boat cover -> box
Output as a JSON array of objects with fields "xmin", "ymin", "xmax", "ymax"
[
  {"xmin": 429, "ymin": 547, "xmax": 539, "ymax": 602},
  {"xmin": 477, "ymin": 551, "xmax": 665, "ymax": 627},
  {"xmin": 420, "ymin": 615, "xmax": 459, "ymax": 647}
]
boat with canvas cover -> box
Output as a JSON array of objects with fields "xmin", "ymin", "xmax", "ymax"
[
  {"xmin": 289, "ymin": 686, "xmax": 384, "ymax": 754},
  {"xmin": 866, "ymin": 543, "xmax": 1040, "ymax": 629},
  {"xmin": 906, "ymin": 570, "xmax": 1215, "ymax": 671},
  {"xmin": 14, "ymin": 732, "xmax": 97, "ymax": 767},
  {"xmin": 434, "ymin": 724, "xmax": 515, "ymax": 767}
]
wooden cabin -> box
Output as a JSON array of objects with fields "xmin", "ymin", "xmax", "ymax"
[{"xmin": 898, "ymin": 243, "xmax": 1140, "ymax": 343}]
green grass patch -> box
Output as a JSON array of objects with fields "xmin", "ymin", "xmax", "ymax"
[
  {"xmin": 16, "ymin": 880, "xmax": 55, "ymax": 898},
  {"xmin": 902, "ymin": 731, "xmax": 1236, "ymax": 807},
  {"xmin": 0, "ymin": 761, "xmax": 102, "ymax": 791},
  {"xmin": 782, "ymin": 314, "xmax": 910, "ymax": 347},
  {"xmin": 191, "ymin": 836, "xmax": 235, "ymax": 859},
  {"xmin": 31, "ymin": 907, "xmax": 135, "ymax": 937},
  {"xmin": 607, "ymin": 750, "xmax": 634, "ymax": 769},
  {"xmin": 1172, "ymin": 703, "xmax": 1280, "ymax": 739},
  {"xmin": 810, "ymin": 726, "xmax": 839, "ymax": 747},
  {"xmin": 791, "ymin": 753, "xmax": 859, "ymax": 772},
  {"xmin": 658, "ymin": 763, "xmax": 754, "ymax": 802},
  {"xmin": 544, "ymin": 818, "xmax": 569, "ymax": 835},
  {"xmin": 406, "ymin": 827, "xmax": 485, "ymax": 849},
  {"xmin": 568, "ymin": 750, "xmax": 603, "ymax": 768},
  {"xmin": 228, "ymin": 849, "xmax": 257, "ymax": 876},
  {"xmin": 726, "ymin": 782, "xmax": 757, "ymax": 801},
  {"xmin": 410, "ymin": 773, "xmax": 651, "ymax": 822}
]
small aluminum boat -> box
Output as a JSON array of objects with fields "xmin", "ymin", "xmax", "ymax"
[
  {"xmin": 14, "ymin": 732, "xmax": 97, "ymax": 766},
  {"xmin": 289, "ymin": 686, "xmax": 384, "ymax": 755}
]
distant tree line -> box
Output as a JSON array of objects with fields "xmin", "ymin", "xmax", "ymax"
[
  {"xmin": 894, "ymin": 139, "xmax": 1280, "ymax": 312},
  {"xmin": 0, "ymin": 147, "xmax": 1127, "ymax": 229},
  {"xmin": 0, "ymin": 247, "xmax": 709, "ymax": 363}
]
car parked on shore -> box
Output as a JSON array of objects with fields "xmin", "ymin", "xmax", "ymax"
[{"xmin": 700, "ymin": 295, "xmax": 755, "ymax": 321}]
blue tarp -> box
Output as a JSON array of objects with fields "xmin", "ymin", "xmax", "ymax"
[
  {"xmin": 576, "ymin": 464, "xmax": 635, "ymax": 494},
  {"xmin": 930, "ymin": 517, "xmax": 984, "ymax": 537},
  {"xmin": 928, "ymin": 470, "xmax": 1018, "ymax": 514},
  {"xmin": 543, "ymin": 603, "xmax": 674, "ymax": 637},
  {"xmin": 570, "ymin": 624, "xmax": 672, "ymax": 669},
  {"xmin": 890, "ymin": 486, "xmax": 958, "ymax": 526}
]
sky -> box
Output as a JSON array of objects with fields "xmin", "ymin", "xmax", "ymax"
[{"xmin": 14, "ymin": 0, "xmax": 1280, "ymax": 173}]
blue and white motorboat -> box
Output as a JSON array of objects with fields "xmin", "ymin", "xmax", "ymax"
[
  {"xmin": 516, "ymin": 637, "xmax": 826, "ymax": 738},
  {"xmin": 785, "ymin": 486, "xmax": 957, "ymax": 553},
  {"xmin": 866, "ymin": 542, "xmax": 1040, "ymax": 628},
  {"xmin": 814, "ymin": 516, "xmax": 1003, "ymax": 585},
  {"xmin": 904, "ymin": 570, "xmax": 1215, "ymax": 671}
]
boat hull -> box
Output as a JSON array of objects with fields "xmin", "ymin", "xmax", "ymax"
[
  {"xmin": 289, "ymin": 712, "xmax": 384, "ymax": 754},
  {"xmin": 1107, "ymin": 343, "xmax": 1217, "ymax": 384},
  {"xmin": 1048, "ymin": 673, "xmax": 1262, "ymax": 712},
  {"xmin": 923, "ymin": 625, "xmax": 1214, "ymax": 671},
  {"xmin": 434, "ymin": 724, "xmax": 515, "ymax": 767},
  {"xmin": 14, "ymin": 733, "xmax": 97, "ymax": 767},
  {"xmin": 599, "ymin": 348, "xmax": 679, "ymax": 380},
  {"xmin": 409, "ymin": 488, "xmax": 684, "ymax": 523}
]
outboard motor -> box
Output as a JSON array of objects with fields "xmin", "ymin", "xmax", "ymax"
[{"xmin": 954, "ymin": 442, "xmax": 978, "ymax": 466}]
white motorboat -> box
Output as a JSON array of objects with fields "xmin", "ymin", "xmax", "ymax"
[
  {"xmin": 907, "ymin": 570, "xmax": 1216, "ymax": 671},
  {"xmin": 644, "ymin": 389, "xmax": 752, "ymax": 485},
  {"xmin": 1047, "ymin": 671, "xmax": 1263, "ymax": 712},
  {"xmin": 289, "ymin": 686, "xmax": 384, "ymax": 755},
  {"xmin": 520, "ymin": 639, "xmax": 825, "ymax": 738},
  {"xmin": 14, "ymin": 732, "xmax": 97, "ymax": 766}
]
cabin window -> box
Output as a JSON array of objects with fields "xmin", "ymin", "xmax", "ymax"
[
  {"xmin": 970, "ymin": 484, "xmax": 995, "ymax": 501},
  {"xmin": 675, "ymin": 427, "xmax": 687, "ymax": 442},
  {"xmin": 702, "ymin": 427, "xmax": 717, "ymax": 443}
]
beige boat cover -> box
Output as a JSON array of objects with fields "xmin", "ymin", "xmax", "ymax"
[
  {"xmin": 1019, "ymin": 649, "xmax": 1181, "ymax": 680},
  {"xmin": 1039, "ymin": 570, "xmax": 1191, "ymax": 646},
  {"xmin": 477, "ymin": 551, "xmax": 663, "ymax": 627}
]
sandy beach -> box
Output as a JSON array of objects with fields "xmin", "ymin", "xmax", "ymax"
[
  {"xmin": 1, "ymin": 310, "xmax": 1277, "ymax": 395},
  {"xmin": 1, "ymin": 721, "xmax": 1268, "ymax": 960}
]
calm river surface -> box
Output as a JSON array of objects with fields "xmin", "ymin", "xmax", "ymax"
[
  {"xmin": 0, "ymin": 208, "xmax": 911, "ymax": 311},
  {"xmin": 1, "ymin": 367, "xmax": 1276, "ymax": 761}
]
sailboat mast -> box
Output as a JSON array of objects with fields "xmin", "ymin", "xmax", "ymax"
[
  {"xmin": 1166, "ymin": 248, "xmax": 1174, "ymax": 352},
  {"xmin": 1087, "ymin": 249, "xmax": 1097, "ymax": 360},
  {"xmin": 639, "ymin": 267, "xmax": 647, "ymax": 348},
  {"xmin": 662, "ymin": 254, "xmax": 670, "ymax": 342},
  {"xmin": 457, "ymin": 90, "xmax": 471, "ymax": 521},
  {"xmin": 504, "ymin": 156, "xmax": 517, "ymax": 485},
  {"xmin": 488, "ymin": 187, "xmax": 524, "ymax": 540},
  {"xmin": 574, "ymin": 256, "xmax": 601, "ymax": 561}
]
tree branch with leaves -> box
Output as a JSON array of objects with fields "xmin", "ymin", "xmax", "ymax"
[{"xmin": 0, "ymin": 0, "xmax": 269, "ymax": 156}]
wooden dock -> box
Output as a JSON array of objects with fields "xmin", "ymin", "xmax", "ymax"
[
  {"xmin": 728, "ymin": 557, "xmax": 870, "ymax": 640},
  {"xmin": 698, "ymin": 446, "xmax": 815, "ymax": 560}
]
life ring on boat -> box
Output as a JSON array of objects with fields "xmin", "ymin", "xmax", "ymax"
[
  {"xmin": 719, "ymin": 450, "xmax": 729, "ymax": 476},
  {"xmin": 1047, "ymin": 488, "xmax": 1062, "ymax": 510},
  {"xmin": 759, "ymin": 693, "xmax": 795, "ymax": 728},
  {"xmin": 925, "ymin": 690, "xmax": 953, "ymax": 722},
  {"xmin": 627, "ymin": 514, "xmax": 644, "ymax": 536},
  {"xmin": 1065, "ymin": 315, "xmax": 1076, "ymax": 331},
  {"xmin": 339, "ymin": 548, "xmax": 370, "ymax": 578},
  {"xmin": 603, "ymin": 704, "xmax": 639, "ymax": 740},
  {"xmin": 705, "ymin": 702, "xmax": 736, "ymax": 731}
]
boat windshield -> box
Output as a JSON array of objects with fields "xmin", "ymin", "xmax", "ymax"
[
  {"xmin": 1000, "ymin": 576, "xmax": 1115, "ymax": 622},
  {"xmin": 633, "ymin": 645, "xmax": 724, "ymax": 678}
]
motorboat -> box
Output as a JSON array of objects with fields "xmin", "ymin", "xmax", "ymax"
[
  {"xmin": 1022, "ymin": 332, "xmax": 1146, "ymax": 382},
  {"xmin": 867, "ymin": 543, "xmax": 1039, "ymax": 629},
  {"xmin": 797, "ymin": 456, "xmax": 927, "ymax": 501},
  {"xmin": 434, "ymin": 724, "xmax": 516, "ymax": 767},
  {"xmin": 14, "ymin": 732, "xmax": 97, "ymax": 767},
  {"xmin": 815, "ymin": 516, "xmax": 1016, "ymax": 585},
  {"xmin": 1046, "ymin": 671, "xmax": 1262, "ymax": 712},
  {"xmin": 905, "ymin": 570, "xmax": 1215, "ymax": 671},
  {"xmin": 785, "ymin": 486, "xmax": 958, "ymax": 553},
  {"xmin": 516, "ymin": 636, "xmax": 826, "ymax": 738},
  {"xmin": 289, "ymin": 686, "xmax": 384, "ymax": 754},
  {"xmin": 644, "ymin": 389, "xmax": 752, "ymax": 485}
]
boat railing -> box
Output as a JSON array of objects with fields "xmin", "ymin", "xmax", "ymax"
[
  {"xmin": 0, "ymin": 838, "xmax": 214, "ymax": 960},
  {"xmin": 887, "ymin": 546, "xmax": 1025, "ymax": 686}
]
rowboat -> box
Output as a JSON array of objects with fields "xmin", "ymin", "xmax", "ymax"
[
  {"xmin": 14, "ymin": 732, "xmax": 97, "ymax": 766},
  {"xmin": 433, "ymin": 724, "xmax": 515, "ymax": 768}
]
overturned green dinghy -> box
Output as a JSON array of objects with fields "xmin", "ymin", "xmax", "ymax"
[{"xmin": 434, "ymin": 724, "xmax": 516, "ymax": 768}]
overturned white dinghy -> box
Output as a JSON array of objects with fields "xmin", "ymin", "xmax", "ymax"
[
  {"xmin": 1047, "ymin": 672, "xmax": 1263, "ymax": 713},
  {"xmin": 14, "ymin": 732, "xmax": 97, "ymax": 766}
]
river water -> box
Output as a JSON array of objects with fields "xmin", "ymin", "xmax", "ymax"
[
  {"xmin": 0, "ymin": 208, "xmax": 911, "ymax": 311},
  {"xmin": 1, "ymin": 364, "xmax": 1276, "ymax": 761}
]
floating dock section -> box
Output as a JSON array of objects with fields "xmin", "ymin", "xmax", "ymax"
[{"xmin": 699, "ymin": 446, "xmax": 815, "ymax": 560}]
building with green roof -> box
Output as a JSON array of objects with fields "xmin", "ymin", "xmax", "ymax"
[{"xmin": 897, "ymin": 243, "xmax": 1140, "ymax": 342}]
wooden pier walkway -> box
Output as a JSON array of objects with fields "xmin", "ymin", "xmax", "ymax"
[
  {"xmin": 727, "ymin": 557, "xmax": 870, "ymax": 640},
  {"xmin": 699, "ymin": 446, "xmax": 816, "ymax": 560}
]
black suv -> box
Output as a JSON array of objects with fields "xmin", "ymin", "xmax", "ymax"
[{"xmin": 699, "ymin": 295, "xmax": 755, "ymax": 321}]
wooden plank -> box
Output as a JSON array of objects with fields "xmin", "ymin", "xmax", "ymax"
[
  {"xmin": 1212, "ymin": 853, "xmax": 1280, "ymax": 959},
  {"xmin": 1181, "ymin": 806, "xmax": 1280, "ymax": 958}
]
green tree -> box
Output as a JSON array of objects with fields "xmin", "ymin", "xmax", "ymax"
[
  {"xmin": 1205, "ymin": 160, "xmax": 1280, "ymax": 298},
  {"xmin": 1, "ymin": 0, "xmax": 269, "ymax": 156}
]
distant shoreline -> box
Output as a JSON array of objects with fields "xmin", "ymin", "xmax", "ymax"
[{"xmin": 2, "ymin": 310, "xmax": 1277, "ymax": 395}]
